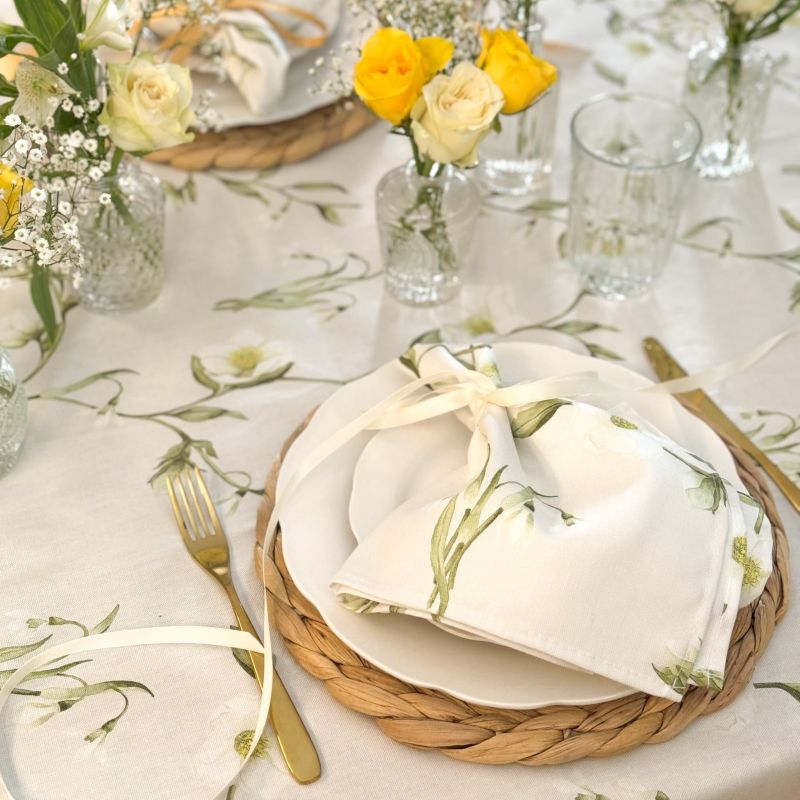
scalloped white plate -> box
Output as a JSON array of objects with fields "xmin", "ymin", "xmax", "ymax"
[{"xmin": 278, "ymin": 342, "xmax": 742, "ymax": 708}]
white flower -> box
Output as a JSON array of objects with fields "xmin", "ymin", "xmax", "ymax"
[
  {"xmin": 30, "ymin": 188, "xmax": 47, "ymax": 202},
  {"xmin": 98, "ymin": 193, "xmax": 112, "ymax": 205},
  {"xmin": 72, "ymin": 105, "xmax": 85, "ymax": 119},
  {"xmin": 193, "ymin": 695, "xmax": 287, "ymax": 795},
  {"xmin": 58, "ymin": 201, "xmax": 72, "ymax": 216},
  {"xmin": 27, "ymin": 148, "xmax": 44, "ymax": 162},
  {"xmin": 196, "ymin": 331, "xmax": 292, "ymax": 386},
  {"xmin": 13, "ymin": 228, "xmax": 29, "ymax": 242},
  {"xmin": 99, "ymin": 54, "xmax": 195, "ymax": 153},
  {"xmin": 4, "ymin": 114, "xmax": 20, "ymax": 127},
  {"xmin": 57, "ymin": 63, "xmax": 69, "ymax": 76},
  {"xmin": 87, "ymin": 99, "xmax": 100, "ymax": 112},
  {"xmin": 80, "ymin": 0, "xmax": 132, "ymax": 52},
  {"xmin": 410, "ymin": 61, "xmax": 504, "ymax": 167},
  {"xmin": 0, "ymin": 310, "xmax": 43, "ymax": 348},
  {"xmin": 14, "ymin": 140, "xmax": 29, "ymax": 155},
  {"xmin": 12, "ymin": 61, "xmax": 75, "ymax": 127},
  {"xmin": 722, "ymin": 0, "xmax": 781, "ymax": 15},
  {"xmin": 89, "ymin": 166, "xmax": 105, "ymax": 181},
  {"xmin": 439, "ymin": 284, "xmax": 528, "ymax": 344}
]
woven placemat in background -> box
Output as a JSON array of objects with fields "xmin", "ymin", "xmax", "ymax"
[
  {"xmin": 254, "ymin": 413, "xmax": 790, "ymax": 766},
  {"xmin": 145, "ymin": 99, "xmax": 375, "ymax": 171}
]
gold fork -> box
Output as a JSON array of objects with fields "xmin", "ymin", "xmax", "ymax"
[{"xmin": 166, "ymin": 467, "xmax": 321, "ymax": 785}]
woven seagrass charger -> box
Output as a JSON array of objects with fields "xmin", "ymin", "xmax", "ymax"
[
  {"xmin": 145, "ymin": 99, "xmax": 374, "ymax": 172},
  {"xmin": 254, "ymin": 412, "xmax": 790, "ymax": 766}
]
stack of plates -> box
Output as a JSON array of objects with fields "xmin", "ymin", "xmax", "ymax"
[{"xmin": 276, "ymin": 342, "xmax": 747, "ymax": 709}]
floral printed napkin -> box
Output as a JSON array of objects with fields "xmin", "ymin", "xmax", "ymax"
[{"xmin": 331, "ymin": 345, "xmax": 772, "ymax": 701}]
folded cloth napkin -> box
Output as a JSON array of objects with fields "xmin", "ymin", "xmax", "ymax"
[
  {"xmin": 331, "ymin": 344, "xmax": 772, "ymax": 701},
  {"xmin": 141, "ymin": 7, "xmax": 290, "ymax": 116}
]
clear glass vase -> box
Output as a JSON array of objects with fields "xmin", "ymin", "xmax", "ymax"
[
  {"xmin": 682, "ymin": 40, "xmax": 774, "ymax": 180},
  {"xmin": 376, "ymin": 161, "xmax": 480, "ymax": 306},
  {"xmin": 477, "ymin": 11, "xmax": 558, "ymax": 195},
  {"xmin": 0, "ymin": 346, "xmax": 27, "ymax": 479},
  {"xmin": 76, "ymin": 158, "xmax": 165, "ymax": 313}
]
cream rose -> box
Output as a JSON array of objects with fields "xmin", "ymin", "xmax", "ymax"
[
  {"xmin": 99, "ymin": 55, "xmax": 195, "ymax": 153},
  {"xmin": 722, "ymin": 0, "xmax": 781, "ymax": 15},
  {"xmin": 410, "ymin": 61, "xmax": 504, "ymax": 167}
]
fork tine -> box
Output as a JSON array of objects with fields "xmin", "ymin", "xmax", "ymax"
[
  {"xmin": 192, "ymin": 467, "xmax": 226, "ymax": 537},
  {"xmin": 174, "ymin": 470, "xmax": 207, "ymax": 540},
  {"xmin": 184, "ymin": 469, "xmax": 216, "ymax": 539},
  {"xmin": 166, "ymin": 473, "xmax": 195, "ymax": 543}
]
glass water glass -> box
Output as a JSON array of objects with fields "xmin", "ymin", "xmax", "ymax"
[{"xmin": 566, "ymin": 94, "xmax": 701, "ymax": 300}]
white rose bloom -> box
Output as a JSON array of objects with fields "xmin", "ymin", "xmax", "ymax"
[
  {"xmin": 410, "ymin": 61, "xmax": 505, "ymax": 167},
  {"xmin": 99, "ymin": 54, "xmax": 195, "ymax": 153},
  {"xmin": 12, "ymin": 61, "xmax": 75, "ymax": 127},
  {"xmin": 196, "ymin": 331, "xmax": 292, "ymax": 386},
  {"xmin": 81, "ymin": 0, "xmax": 132, "ymax": 51},
  {"xmin": 722, "ymin": 0, "xmax": 781, "ymax": 15}
]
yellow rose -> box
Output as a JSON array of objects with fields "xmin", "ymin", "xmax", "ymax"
[
  {"xmin": 0, "ymin": 165, "xmax": 32, "ymax": 237},
  {"xmin": 478, "ymin": 28, "xmax": 558, "ymax": 115},
  {"xmin": 410, "ymin": 61, "xmax": 504, "ymax": 167},
  {"xmin": 99, "ymin": 54, "xmax": 195, "ymax": 153},
  {"xmin": 354, "ymin": 28, "xmax": 454, "ymax": 125}
]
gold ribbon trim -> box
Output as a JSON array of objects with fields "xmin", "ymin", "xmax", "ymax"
[{"xmin": 141, "ymin": 0, "xmax": 329, "ymax": 64}]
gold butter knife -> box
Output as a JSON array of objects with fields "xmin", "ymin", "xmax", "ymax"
[{"xmin": 643, "ymin": 337, "xmax": 800, "ymax": 514}]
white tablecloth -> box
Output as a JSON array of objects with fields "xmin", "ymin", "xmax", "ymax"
[{"xmin": 2, "ymin": 2, "xmax": 799, "ymax": 798}]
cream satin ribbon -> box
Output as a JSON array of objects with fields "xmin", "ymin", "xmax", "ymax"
[
  {"xmin": 141, "ymin": 0, "xmax": 330, "ymax": 65},
  {"xmin": 0, "ymin": 326, "xmax": 795, "ymax": 799}
]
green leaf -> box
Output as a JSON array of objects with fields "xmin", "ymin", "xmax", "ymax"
[
  {"xmin": 226, "ymin": 362, "xmax": 292, "ymax": 389},
  {"xmin": 41, "ymin": 680, "xmax": 154, "ymax": 701},
  {"xmin": 0, "ymin": 74, "xmax": 18, "ymax": 98},
  {"xmin": 610, "ymin": 415, "xmax": 638, "ymax": 430},
  {"xmin": 753, "ymin": 682, "xmax": 800, "ymax": 702},
  {"xmin": 593, "ymin": 60, "xmax": 627, "ymax": 86},
  {"xmin": 779, "ymin": 207, "xmax": 800, "ymax": 233},
  {"xmin": 511, "ymin": 399, "xmax": 571, "ymax": 438},
  {"xmin": 191, "ymin": 355, "xmax": 221, "ymax": 391},
  {"xmin": 551, "ymin": 320, "xmax": 615, "ymax": 336},
  {"xmin": 230, "ymin": 625, "xmax": 257, "ymax": 678},
  {"xmin": 89, "ymin": 605, "xmax": 119, "ymax": 635},
  {"xmin": 654, "ymin": 793, "xmax": 671, "ymax": 800},
  {"xmin": 738, "ymin": 492, "xmax": 765, "ymax": 534},
  {"xmin": 30, "ymin": 266, "xmax": 57, "ymax": 346},
  {"xmin": 14, "ymin": 0, "xmax": 70, "ymax": 50},
  {"xmin": 169, "ymin": 406, "xmax": 246, "ymax": 422},
  {"xmin": 0, "ymin": 634, "xmax": 52, "ymax": 663},
  {"xmin": 1, "ymin": 659, "xmax": 92, "ymax": 689},
  {"xmin": 316, "ymin": 204, "xmax": 342, "ymax": 225},
  {"xmin": 790, "ymin": 282, "xmax": 800, "ymax": 314},
  {"xmin": 429, "ymin": 495, "xmax": 458, "ymax": 617},
  {"xmin": 289, "ymin": 181, "xmax": 348, "ymax": 193},
  {"xmin": 39, "ymin": 369, "xmax": 137, "ymax": 399},
  {"xmin": 586, "ymin": 343, "xmax": 623, "ymax": 361}
]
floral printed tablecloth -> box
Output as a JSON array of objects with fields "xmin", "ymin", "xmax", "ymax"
[{"xmin": 1, "ymin": 2, "xmax": 799, "ymax": 799}]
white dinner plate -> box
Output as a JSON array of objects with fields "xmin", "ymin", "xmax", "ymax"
[
  {"xmin": 278, "ymin": 342, "xmax": 744, "ymax": 708},
  {"xmin": 195, "ymin": 0, "xmax": 347, "ymax": 129}
]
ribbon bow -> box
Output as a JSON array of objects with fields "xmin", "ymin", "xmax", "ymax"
[{"xmin": 142, "ymin": 0, "xmax": 329, "ymax": 64}]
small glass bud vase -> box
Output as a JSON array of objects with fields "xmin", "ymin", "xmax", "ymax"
[
  {"xmin": 682, "ymin": 40, "xmax": 774, "ymax": 180},
  {"xmin": 477, "ymin": 12, "xmax": 559, "ymax": 195},
  {"xmin": 76, "ymin": 158, "xmax": 165, "ymax": 313},
  {"xmin": 0, "ymin": 346, "xmax": 27, "ymax": 479},
  {"xmin": 376, "ymin": 161, "xmax": 480, "ymax": 306}
]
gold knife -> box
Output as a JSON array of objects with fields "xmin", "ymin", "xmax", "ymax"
[{"xmin": 643, "ymin": 337, "xmax": 800, "ymax": 514}]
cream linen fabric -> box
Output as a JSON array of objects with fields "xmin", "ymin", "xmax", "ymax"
[{"xmin": 331, "ymin": 345, "xmax": 772, "ymax": 700}]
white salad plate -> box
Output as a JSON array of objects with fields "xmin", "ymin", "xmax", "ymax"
[{"xmin": 278, "ymin": 342, "xmax": 744, "ymax": 708}]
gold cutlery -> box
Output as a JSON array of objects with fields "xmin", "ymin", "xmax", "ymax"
[
  {"xmin": 644, "ymin": 336, "xmax": 800, "ymax": 514},
  {"xmin": 166, "ymin": 467, "xmax": 322, "ymax": 784}
]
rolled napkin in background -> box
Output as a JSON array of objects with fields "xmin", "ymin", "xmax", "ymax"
[{"xmin": 331, "ymin": 344, "xmax": 772, "ymax": 701}]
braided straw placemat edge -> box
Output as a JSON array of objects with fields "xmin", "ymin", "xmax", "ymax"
[
  {"xmin": 254, "ymin": 412, "xmax": 790, "ymax": 765},
  {"xmin": 145, "ymin": 99, "xmax": 375, "ymax": 172}
]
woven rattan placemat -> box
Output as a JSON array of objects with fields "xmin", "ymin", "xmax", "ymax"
[
  {"xmin": 254, "ymin": 413, "xmax": 789, "ymax": 765},
  {"xmin": 146, "ymin": 99, "xmax": 374, "ymax": 171}
]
